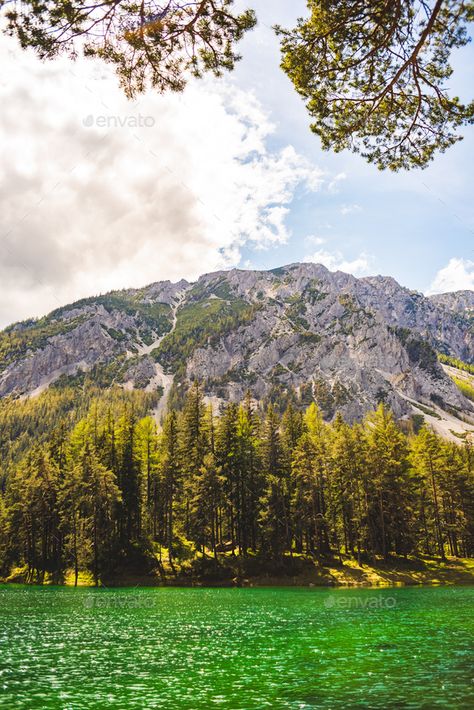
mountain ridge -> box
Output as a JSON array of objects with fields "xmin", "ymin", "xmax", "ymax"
[{"xmin": 1, "ymin": 262, "xmax": 473, "ymax": 440}]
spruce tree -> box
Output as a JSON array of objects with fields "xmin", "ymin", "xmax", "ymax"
[
  {"xmin": 365, "ymin": 405, "xmax": 412, "ymax": 560},
  {"xmin": 190, "ymin": 453, "xmax": 224, "ymax": 558},
  {"xmin": 260, "ymin": 405, "xmax": 290, "ymax": 556},
  {"xmin": 160, "ymin": 411, "xmax": 181, "ymax": 563},
  {"xmin": 411, "ymin": 427, "xmax": 447, "ymax": 560}
]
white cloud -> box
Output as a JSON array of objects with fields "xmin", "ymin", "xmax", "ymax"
[
  {"xmin": 305, "ymin": 235, "xmax": 326, "ymax": 246},
  {"xmin": 304, "ymin": 248, "xmax": 374, "ymax": 277},
  {"xmin": 426, "ymin": 258, "xmax": 474, "ymax": 295},
  {"xmin": 340, "ymin": 203, "xmax": 362, "ymax": 215},
  {"xmin": 327, "ymin": 172, "xmax": 347, "ymax": 194},
  {"xmin": 0, "ymin": 37, "xmax": 323, "ymax": 327}
]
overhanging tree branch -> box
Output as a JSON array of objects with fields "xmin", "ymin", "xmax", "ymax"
[{"xmin": 278, "ymin": 0, "xmax": 474, "ymax": 170}]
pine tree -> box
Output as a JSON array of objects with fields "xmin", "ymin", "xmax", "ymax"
[
  {"xmin": 304, "ymin": 403, "xmax": 330, "ymax": 554},
  {"xmin": 160, "ymin": 411, "xmax": 181, "ymax": 563},
  {"xmin": 0, "ymin": 493, "xmax": 7, "ymax": 577},
  {"xmin": 411, "ymin": 427, "xmax": 447, "ymax": 560},
  {"xmin": 259, "ymin": 475, "xmax": 288, "ymax": 558},
  {"xmin": 365, "ymin": 405, "xmax": 412, "ymax": 560},
  {"xmin": 291, "ymin": 433, "xmax": 319, "ymax": 554},
  {"xmin": 60, "ymin": 454, "xmax": 84, "ymax": 587},
  {"xmin": 236, "ymin": 395, "xmax": 263, "ymax": 553},
  {"xmin": 116, "ymin": 406, "xmax": 142, "ymax": 543},
  {"xmin": 457, "ymin": 438, "xmax": 474, "ymax": 557},
  {"xmin": 281, "ymin": 403, "xmax": 304, "ymax": 463},
  {"xmin": 68, "ymin": 443, "xmax": 121, "ymax": 585},
  {"xmin": 136, "ymin": 417, "xmax": 160, "ymax": 540},
  {"xmin": 216, "ymin": 403, "xmax": 240, "ymax": 553},
  {"xmin": 179, "ymin": 381, "xmax": 208, "ymax": 538},
  {"xmin": 327, "ymin": 414, "xmax": 367, "ymax": 560},
  {"xmin": 190, "ymin": 453, "xmax": 224, "ymax": 558},
  {"xmin": 260, "ymin": 405, "xmax": 290, "ymax": 555},
  {"xmin": 7, "ymin": 447, "xmax": 62, "ymax": 581}
]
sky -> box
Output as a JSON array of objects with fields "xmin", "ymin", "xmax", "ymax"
[{"xmin": 0, "ymin": 0, "xmax": 473, "ymax": 328}]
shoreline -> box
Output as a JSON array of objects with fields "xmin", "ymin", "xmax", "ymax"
[{"xmin": 3, "ymin": 554, "xmax": 473, "ymax": 588}]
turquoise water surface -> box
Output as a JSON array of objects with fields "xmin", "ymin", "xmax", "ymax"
[{"xmin": 0, "ymin": 585, "xmax": 473, "ymax": 708}]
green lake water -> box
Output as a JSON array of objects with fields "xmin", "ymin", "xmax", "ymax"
[{"xmin": 0, "ymin": 585, "xmax": 473, "ymax": 709}]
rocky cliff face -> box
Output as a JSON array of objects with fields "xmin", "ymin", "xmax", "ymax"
[
  {"xmin": 1, "ymin": 263, "xmax": 473, "ymax": 437},
  {"xmin": 428, "ymin": 290, "xmax": 474, "ymax": 320}
]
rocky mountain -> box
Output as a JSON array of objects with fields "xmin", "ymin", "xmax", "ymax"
[
  {"xmin": 1, "ymin": 263, "xmax": 473, "ymax": 438},
  {"xmin": 428, "ymin": 290, "xmax": 474, "ymax": 318}
]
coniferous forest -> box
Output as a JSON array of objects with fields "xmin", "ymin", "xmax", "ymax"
[{"xmin": 1, "ymin": 381, "xmax": 473, "ymax": 585}]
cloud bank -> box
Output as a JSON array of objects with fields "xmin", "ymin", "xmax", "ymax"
[
  {"xmin": 0, "ymin": 38, "xmax": 323, "ymax": 327},
  {"xmin": 427, "ymin": 258, "xmax": 474, "ymax": 294}
]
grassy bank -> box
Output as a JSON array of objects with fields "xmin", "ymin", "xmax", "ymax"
[{"xmin": 4, "ymin": 553, "xmax": 474, "ymax": 587}]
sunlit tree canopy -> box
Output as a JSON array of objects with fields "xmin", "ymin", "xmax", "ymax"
[{"xmin": 277, "ymin": 0, "xmax": 474, "ymax": 170}]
